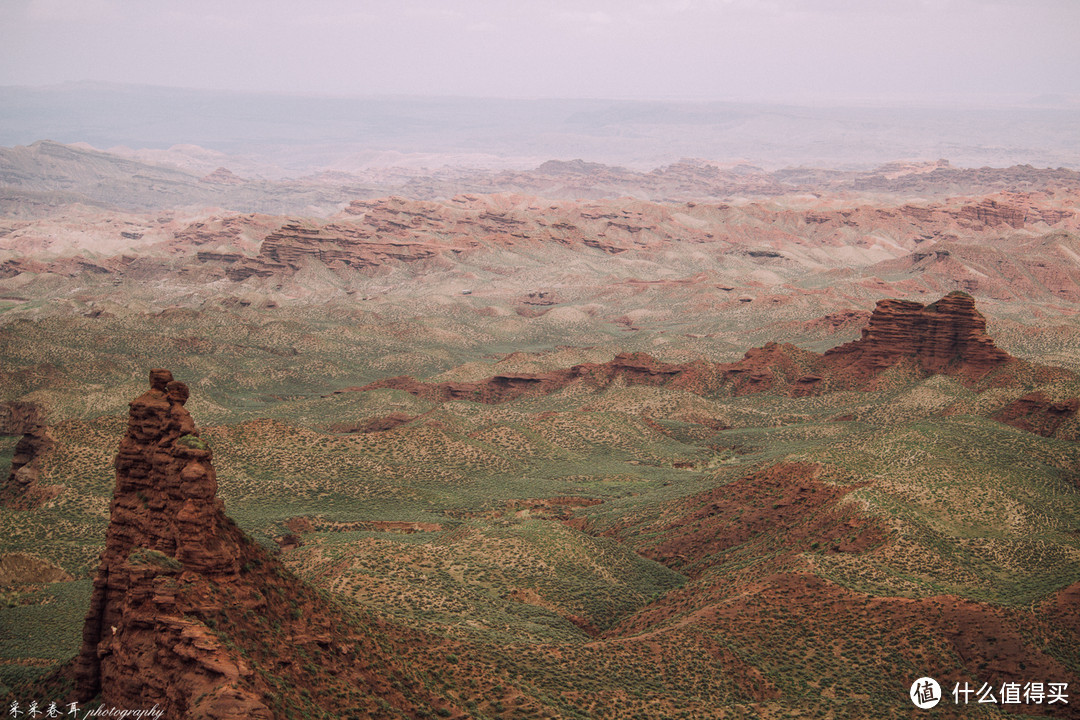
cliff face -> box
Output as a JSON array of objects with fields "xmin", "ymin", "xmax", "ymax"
[
  {"xmin": 75, "ymin": 370, "xmax": 450, "ymax": 719},
  {"xmin": 75, "ymin": 369, "xmax": 255, "ymax": 714},
  {"xmin": 1, "ymin": 401, "xmax": 54, "ymax": 509},
  {"xmin": 0, "ymin": 401, "xmax": 45, "ymax": 435},
  {"xmin": 823, "ymin": 291, "xmax": 1011, "ymax": 383}
]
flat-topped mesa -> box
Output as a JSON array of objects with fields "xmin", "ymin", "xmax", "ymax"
[
  {"xmin": 823, "ymin": 291, "xmax": 1011, "ymax": 383},
  {"xmin": 75, "ymin": 369, "xmax": 244, "ymax": 704}
]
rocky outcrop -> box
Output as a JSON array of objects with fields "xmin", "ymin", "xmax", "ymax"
[
  {"xmin": 1, "ymin": 401, "xmax": 54, "ymax": 509},
  {"xmin": 357, "ymin": 352, "xmax": 689, "ymax": 404},
  {"xmin": 75, "ymin": 369, "xmax": 251, "ymax": 711},
  {"xmin": 718, "ymin": 342, "xmax": 827, "ymax": 397},
  {"xmin": 352, "ymin": 294, "xmax": 1027, "ymax": 406},
  {"xmin": 994, "ymin": 392, "xmax": 1080, "ymax": 438},
  {"xmin": 74, "ymin": 369, "xmax": 453, "ymax": 719},
  {"xmin": 956, "ymin": 199, "xmax": 1027, "ymax": 229},
  {"xmin": 225, "ymin": 221, "xmax": 454, "ymax": 280},
  {"xmin": 823, "ymin": 291, "xmax": 1011, "ymax": 384},
  {"xmin": 2, "ymin": 426, "xmax": 55, "ymax": 508},
  {"xmin": 0, "ymin": 401, "xmax": 45, "ymax": 435}
]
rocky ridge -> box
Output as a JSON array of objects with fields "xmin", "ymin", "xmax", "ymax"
[
  {"xmin": 356, "ymin": 352, "xmax": 689, "ymax": 404},
  {"xmin": 822, "ymin": 291, "xmax": 1012, "ymax": 384},
  {"xmin": 353, "ymin": 292, "xmax": 1023, "ymax": 405}
]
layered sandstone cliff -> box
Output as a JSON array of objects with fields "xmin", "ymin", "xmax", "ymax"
[
  {"xmin": 220, "ymin": 221, "xmax": 455, "ymax": 280},
  {"xmin": 823, "ymin": 291, "xmax": 1011, "ymax": 384}
]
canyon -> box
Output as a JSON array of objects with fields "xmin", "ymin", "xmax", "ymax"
[{"xmin": 2, "ymin": 143, "xmax": 1079, "ymax": 719}]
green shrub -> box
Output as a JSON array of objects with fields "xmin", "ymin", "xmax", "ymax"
[
  {"xmin": 177, "ymin": 434, "xmax": 208, "ymax": 451},
  {"xmin": 128, "ymin": 547, "xmax": 182, "ymax": 571}
]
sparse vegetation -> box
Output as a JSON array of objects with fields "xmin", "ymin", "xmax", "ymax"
[
  {"xmin": 2, "ymin": 182, "xmax": 1080, "ymax": 717},
  {"xmin": 177, "ymin": 434, "xmax": 209, "ymax": 451}
]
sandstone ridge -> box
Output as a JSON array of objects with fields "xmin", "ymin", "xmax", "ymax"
[{"xmin": 353, "ymin": 292, "xmax": 1022, "ymax": 405}]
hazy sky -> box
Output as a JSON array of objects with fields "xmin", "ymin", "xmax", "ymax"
[{"xmin": 1, "ymin": 0, "xmax": 1078, "ymax": 101}]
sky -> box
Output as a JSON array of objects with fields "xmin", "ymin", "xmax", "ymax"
[{"xmin": 1, "ymin": 0, "xmax": 1079, "ymax": 102}]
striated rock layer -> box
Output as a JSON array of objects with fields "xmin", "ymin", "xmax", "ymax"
[
  {"xmin": 821, "ymin": 291, "xmax": 1011, "ymax": 383},
  {"xmin": 352, "ymin": 293, "xmax": 1023, "ymax": 405},
  {"xmin": 75, "ymin": 370, "xmax": 451, "ymax": 719}
]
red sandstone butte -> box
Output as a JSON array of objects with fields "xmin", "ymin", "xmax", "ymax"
[{"xmin": 823, "ymin": 291, "xmax": 1011, "ymax": 384}]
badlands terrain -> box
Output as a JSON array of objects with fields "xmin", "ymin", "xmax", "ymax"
[{"xmin": 1, "ymin": 141, "xmax": 1080, "ymax": 718}]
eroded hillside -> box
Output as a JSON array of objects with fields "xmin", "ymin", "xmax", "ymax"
[{"xmin": 2, "ymin": 157, "xmax": 1080, "ymax": 718}]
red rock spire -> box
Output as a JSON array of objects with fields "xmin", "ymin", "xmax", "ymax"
[
  {"xmin": 75, "ymin": 368, "xmax": 245, "ymax": 706},
  {"xmin": 71, "ymin": 369, "xmax": 439, "ymax": 718}
]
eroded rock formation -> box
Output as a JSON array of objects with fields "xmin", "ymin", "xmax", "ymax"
[
  {"xmin": 0, "ymin": 401, "xmax": 45, "ymax": 435},
  {"xmin": 357, "ymin": 352, "xmax": 688, "ymax": 403},
  {"xmin": 75, "ymin": 369, "xmax": 255, "ymax": 713},
  {"xmin": 352, "ymin": 293, "xmax": 1021, "ymax": 405},
  {"xmin": 74, "ymin": 369, "xmax": 450, "ymax": 719},
  {"xmin": 993, "ymin": 392, "xmax": 1080, "ymax": 438},
  {"xmin": 823, "ymin": 291, "xmax": 1011, "ymax": 384},
  {"xmin": 1, "ymin": 401, "xmax": 54, "ymax": 508},
  {"xmin": 222, "ymin": 221, "xmax": 455, "ymax": 280}
]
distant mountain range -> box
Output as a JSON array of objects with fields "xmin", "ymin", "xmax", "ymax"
[
  {"xmin": 4, "ymin": 139, "xmax": 1080, "ymax": 216},
  {"xmin": 3, "ymin": 82, "xmax": 1080, "ymax": 171}
]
